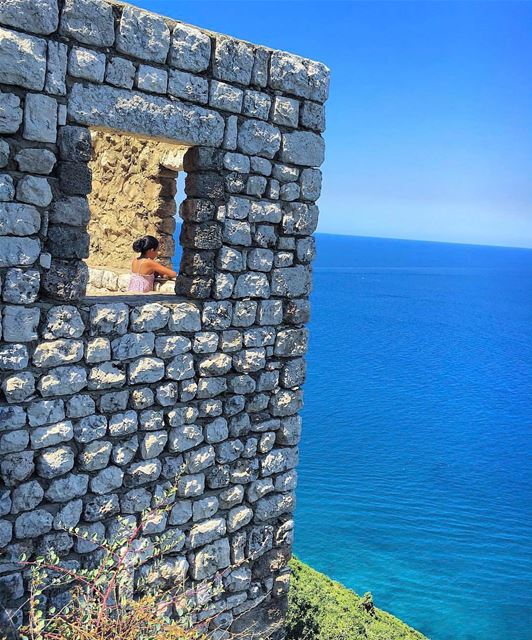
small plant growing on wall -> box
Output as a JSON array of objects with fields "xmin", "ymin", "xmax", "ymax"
[{"xmin": 1, "ymin": 482, "xmax": 241, "ymax": 640}]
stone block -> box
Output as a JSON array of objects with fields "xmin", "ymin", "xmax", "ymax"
[
  {"xmin": 41, "ymin": 259, "xmax": 88, "ymax": 301},
  {"xmin": 79, "ymin": 440, "xmax": 112, "ymax": 471},
  {"xmin": 234, "ymin": 272, "xmax": 270, "ymax": 298},
  {"xmin": 169, "ymin": 23, "xmax": 211, "ymax": 72},
  {"xmin": 166, "ymin": 353, "xmax": 195, "ymax": 381},
  {"xmin": 16, "ymin": 176, "xmax": 52, "ymax": 207},
  {"xmin": 38, "ymin": 364, "xmax": 87, "ymax": 397},
  {"xmin": 168, "ymin": 69, "xmax": 208, "ymax": 103},
  {"xmin": 69, "ymin": 83, "xmax": 225, "ymax": 147},
  {"xmin": 116, "ymin": 5, "xmax": 170, "ymax": 63},
  {"xmin": 243, "ymin": 90, "xmax": 271, "ymax": 120},
  {"xmin": 15, "ymin": 148, "xmax": 56, "ymax": 174},
  {"xmin": 68, "ymin": 46, "xmax": 105, "ymax": 82},
  {"xmin": 2, "ymin": 305, "xmax": 39, "ymax": 342},
  {"xmin": 30, "ymin": 420, "xmax": 73, "ymax": 449},
  {"xmin": 191, "ymin": 537, "xmax": 230, "ymax": 580},
  {"xmin": 254, "ymin": 492, "xmax": 295, "ymax": 522},
  {"xmin": 46, "ymin": 40, "xmax": 67, "ymax": 94},
  {"xmin": 270, "ymin": 51, "xmax": 330, "ymax": 103},
  {"xmin": 106, "ymin": 56, "xmax": 136, "ymax": 88},
  {"xmin": 136, "ymin": 64, "xmax": 168, "ymax": 93},
  {"xmin": 0, "ymin": 91, "xmax": 22, "ymax": 133},
  {"xmin": 27, "ymin": 399, "xmax": 64, "ymax": 427},
  {"xmin": 222, "ymin": 219, "xmax": 252, "ymax": 247},
  {"xmin": 0, "ymin": 0, "xmax": 58, "ymax": 35},
  {"xmin": 58, "ymin": 125, "xmax": 92, "ymax": 162},
  {"xmin": 280, "ymin": 182, "xmax": 300, "ymax": 201},
  {"xmin": 0, "ymin": 429, "xmax": 29, "ymax": 454},
  {"xmin": 300, "ymin": 100, "xmax": 325, "ymax": 132},
  {"xmin": 0, "ymin": 27, "xmax": 46, "ymax": 90},
  {"xmin": 44, "ymin": 305, "xmax": 84, "ymax": 338},
  {"xmin": 246, "ymin": 175, "xmax": 267, "ymax": 197},
  {"xmin": 213, "ymin": 36, "xmax": 254, "ymax": 84},
  {"xmin": 111, "ymin": 332, "xmax": 155, "ymax": 360},
  {"xmin": 15, "ymin": 509, "xmax": 52, "ymax": 539},
  {"xmin": 0, "ymin": 139, "xmax": 9, "ymax": 166},
  {"xmin": 36, "ymin": 445, "xmax": 74, "ymax": 478},
  {"xmin": 249, "ymin": 200, "xmax": 282, "ymax": 223},
  {"xmin": 223, "ymin": 115, "xmax": 238, "ymax": 150},
  {"xmin": 90, "ymin": 466, "xmax": 124, "ymax": 495},
  {"xmin": 0, "ymin": 203, "xmax": 40, "ymax": 237},
  {"xmin": 60, "ymin": 0, "xmax": 115, "ymax": 46},
  {"xmin": 0, "ymin": 344, "xmax": 28, "ymax": 371},
  {"xmin": 280, "ymin": 131, "xmax": 325, "ymax": 167},
  {"xmin": 23, "ymin": 93, "xmax": 57, "ymax": 143},
  {"xmin": 209, "ymin": 80, "xmax": 243, "ymax": 114},
  {"xmin": 57, "ymin": 161, "xmax": 91, "ymax": 195},
  {"xmin": 33, "ymin": 339, "xmax": 83, "ymax": 368},
  {"xmin": 272, "ymin": 96, "xmax": 299, "ymax": 128},
  {"xmin": 252, "ymin": 47, "xmax": 269, "ymax": 87},
  {"xmin": 47, "ymin": 225, "xmax": 89, "ymax": 259},
  {"xmin": 0, "ymin": 174, "xmax": 14, "ymax": 201},
  {"xmin": 237, "ymin": 120, "xmax": 281, "ymax": 159},
  {"xmin": 270, "ymin": 389, "xmax": 303, "ymax": 417},
  {"xmin": 282, "ymin": 202, "xmax": 319, "ymax": 236},
  {"xmin": 90, "ymin": 303, "xmax": 129, "ymax": 335}
]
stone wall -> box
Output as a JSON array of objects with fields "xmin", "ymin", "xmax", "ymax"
[
  {"xmin": 0, "ymin": 0, "xmax": 328, "ymax": 637},
  {"xmin": 87, "ymin": 131, "xmax": 187, "ymax": 270}
]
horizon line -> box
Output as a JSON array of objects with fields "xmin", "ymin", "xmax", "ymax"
[{"xmin": 314, "ymin": 231, "xmax": 532, "ymax": 252}]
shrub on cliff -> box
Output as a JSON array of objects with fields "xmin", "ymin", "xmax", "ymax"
[{"xmin": 286, "ymin": 558, "xmax": 427, "ymax": 640}]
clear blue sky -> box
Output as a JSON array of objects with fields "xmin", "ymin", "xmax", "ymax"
[{"xmin": 134, "ymin": 0, "xmax": 532, "ymax": 248}]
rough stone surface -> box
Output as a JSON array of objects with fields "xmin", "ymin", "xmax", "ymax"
[
  {"xmin": 60, "ymin": 0, "xmax": 115, "ymax": 46},
  {"xmin": 0, "ymin": 27, "xmax": 47, "ymax": 90},
  {"xmin": 0, "ymin": 4, "xmax": 329, "ymax": 633}
]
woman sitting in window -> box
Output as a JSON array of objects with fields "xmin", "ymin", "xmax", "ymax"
[{"xmin": 129, "ymin": 235, "xmax": 177, "ymax": 293}]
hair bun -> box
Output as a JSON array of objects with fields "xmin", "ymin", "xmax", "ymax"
[{"xmin": 132, "ymin": 235, "xmax": 159, "ymax": 255}]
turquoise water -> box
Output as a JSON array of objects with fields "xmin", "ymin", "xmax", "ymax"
[{"xmin": 295, "ymin": 234, "xmax": 532, "ymax": 640}]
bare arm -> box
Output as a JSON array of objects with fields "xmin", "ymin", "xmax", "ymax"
[{"xmin": 149, "ymin": 260, "xmax": 177, "ymax": 279}]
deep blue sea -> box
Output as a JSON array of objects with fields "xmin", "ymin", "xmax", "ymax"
[{"xmin": 295, "ymin": 234, "xmax": 532, "ymax": 640}]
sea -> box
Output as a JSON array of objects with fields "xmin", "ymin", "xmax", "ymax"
[
  {"xmin": 295, "ymin": 234, "xmax": 532, "ymax": 640},
  {"xmin": 172, "ymin": 231, "xmax": 532, "ymax": 640}
]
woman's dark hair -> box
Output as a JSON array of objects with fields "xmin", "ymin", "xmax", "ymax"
[{"xmin": 132, "ymin": 235, "xmax": 159, "ymax": 255}]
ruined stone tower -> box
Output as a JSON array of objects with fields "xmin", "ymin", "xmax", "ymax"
[{"xmin": 0, "ymin": 0, "xmax": 329, "ymax": 636}]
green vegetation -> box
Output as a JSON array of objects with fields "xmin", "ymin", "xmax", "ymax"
[{"xmin": 286, "ymin": 558, "xmax": 428, "ymax": 640}]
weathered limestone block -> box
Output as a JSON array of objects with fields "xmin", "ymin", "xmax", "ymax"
[
  {"xmin": 249, "ymin": 200, "xmax": 282, "ymax": 223},
  {"xmin": 36, "ymin": 445, "xmax": 74, "ymax": 478},
  {"xmin": 16, "ymin": 176, "xmax": 52, "ymax": 207},
  {"xmin": 136, "ymin": 64, "xmax": 168, "ymax": 93},
  {"xmin": 129, "ymin": 356, "xmax": 165, "ymax": 384},
  {"xmin": 78, "ymin": 440, "xmax": 112, "ymax": 471},
  {"xmin": 68, "ymin": 46, "xmax": 106, "ymax": 82},
  {"xmin": 234, "ymin": 272, "xmax": 270, "ymax": 298},
  {"xmin": 14, "ymin": 509, "xmax": 53, "ymax": 539},
  {"xmin": 243, "ymin": 90, "xmax": 271, "ymax": 120},
  {"xmin": 191, "ymin": 537, "xmax": 230, "ymax": 580},
  {"xmin": 169, "ymin": 23, "xmax": 211, "ymax": 72},
  {"xmin": 130, "ymin": 303, "xmax": 171, "ymax": 332},
  {"xmin": 60, "ymin": 0, "xmax": 115, "ymax": 46},
  {"xmin": 0, "ymin": 139, "xmax": 9, "ymax": 166},
  {"xmin": 90, "ymin": 303, "xmax": 129, "ymax": 335},
  {"xmin": 232, "ymin": 301, "xmax": 256, "ymax": 328},
  {"xmin": 0, "ymin": 344, "xmax": 29, "ymax": 371},
  {"xmin": 300, "ymin": 167, "xmax": 322, "ymax": 201},
  {"xmin": 0, "ymin": 27, "xmax": 46, "ymax": 90},
  {"xmin": 43, "ymin": 306, "xmax": 84, "ymax": 339},
  {"xmin": 254, "ymin": 492, "xmax": 295, "ymax": 522},
  {"xmin": 41, "ymin": 259, "xmax": 88, "ymax": 301},
  {"xmin": 111, "ymin": 332, "xmax": 155, "ymax": 360},
  {"xmin": 0, "ymin": 0, "xmax": 58, "ymax": 34},
  {"xmin": 166, "ymin": 353, "xmax": 195, "ymax": 380},
  {"xmin": 23, "ymin": 93, "xmax": 57, "ymax": 143},
  {"xmin": 87, "ymin": 362, "xmax": 126, "ymax": 390},
  {"xmin": 272, "ymin": 96, "xmax": 299, "ymax": 128},
  {"xmin": 2, "ymin": 306, "xmax": 40, "ymax": 342},
  {"xmin": 270, "ymin": 51, "xmax": 330, "ymax": 103},
  {"xmin": 282, "ymin": 202, "xmax": 319, "ymax": 236},
  {"xmin": 106, "ymin": 56, "xmax": 135, "ymax": 88},
  {"xmin": 38, "ymin": 365, "xmax": 87, "ymax": 397},
  {"xmin": 0, "ymin": 173, "xmax": 14, "ymax": 201},
  {"xmin": 300, "ymin": 100, "xmax": 325, "ymax": 132},
  {"xmin": 223, "ymin": 220, "xmax": 252, "ymax": 247},
  {"xmin": 280, "ymin": 182, "xmax": 300, "ymax": 202},
  {"xmin": 27, "ymin": 399, "xmax": 64, "ymax": 427},
  {"xmin": 15, "ymin": 148, "xmax": 57, "ymax": 174},
  {"xmin": 0, "ymin": 203, "xmax": 40, "ymax": 237},
  {"xmin": 213, "ymin": 36, "xmax": 254, "ymax": 84},
  {"xmin": 270, "ymin": 389, "xmax": 303, "ymax": 417},
  {"xmin": 69, "ymin": 83, "xmax": 224, "ymax": 147},
  {"xmin": 30, "ymin": 420, "xmax": 73, "ymax": 449},
  {"xmin": 261, "ymin": 447, "xmax": 298, "ymax": 476},
  {"xmin": 45, "ymin": 40, "xmax": 68, "ymax": 95},
  {"xmin": 117, "ymin": 5, "xmax": 170, "ymax": 63},
  {"xmin": 0, "ymin": 429, "xmax": 29, "ymax": 454},
  {"xmin": 0, "ymin": 91, "xmax": 22, "ymax": 133},
  {"xmin": 168, "ymin": 69, "xmax": 208, "ymax": 103},
  {"xmin": 271, "ymin": 265, "xmax": 310, "ymax": 298},
  {"xmin": 237, "ymin": 120, "xmax": 281, "ymax": 159},
  {"xmin": 189, "ymin": 516, "xmax": 226, "ymax": 548},
  {"xmin": 280, "ymin": 131, "xmax": 325, "ymax": 167},
  {"xmin": 33, "ymin": 339, "xmax": 84, "ymax": 368}
]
